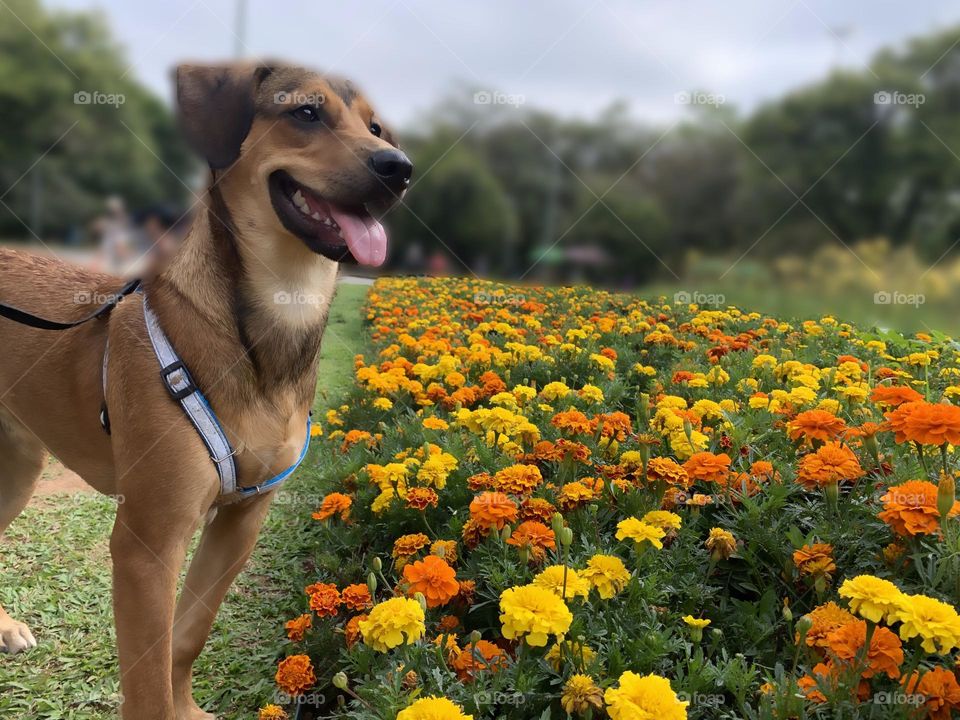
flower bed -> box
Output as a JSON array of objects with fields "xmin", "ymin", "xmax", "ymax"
[{"xmin": 260, "ymin": 277, "xmax": 960, "ymax": 720}]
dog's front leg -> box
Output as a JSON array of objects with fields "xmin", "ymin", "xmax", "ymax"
[
  {"xmin": 110, "ymin": 472, "xmax": 214, "ymax": 720},
  {"xmin": 171, "ymin": 493, "xmax": 275, "ymax": 720}
]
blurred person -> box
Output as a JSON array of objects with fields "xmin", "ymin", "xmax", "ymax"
[
  {"xmin": 134, "ymin": 204, "xmax": 190, "ymax": 277},
  {"xmin": 92, "ymin": 196, "xmax": 136, "ymax": 276}
]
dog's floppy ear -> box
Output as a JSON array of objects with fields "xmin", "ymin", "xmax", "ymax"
[{"xmin": 176, "ymin": 63, "xmax": 270, "ymax": 170}]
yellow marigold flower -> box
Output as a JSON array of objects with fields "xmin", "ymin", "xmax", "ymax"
[
  {"xmin": 615, "ymin": 518, "xmax": 666, "ymax": 549},
  {"xmin": 838, "ymin": 575, "xmax": 907, "ymax": 624},
  {"xmin": 259, "ymin": 704, "xmax": 288, "ymax": 720},
  {"xmin": 499, "ymin": 584, "xmax": 573, "ymax": 647},
  {"xmin": 396, "ymin": 696, "xmax": 473, "ymax": 720},
  {"xmin": 604, "ymin": 671, "xmax": 688, "ymax": 720},
  {"xmin": 541, "ymin": 381, "xmax": 571, "ymax": 401},
  {"xmin": 532, "ymin": 565, "xmax": 592, "ymax": 601},
  {"xmin": 633, "ymin": 363, "xmax": 657, "ymax": 376},
  {"xmin": 641, "ymin": 510, "xmax": 682, "ymax": 530},
  {"xmin": 578, "ymin": 384, "xmax": 605, "ymax": 403},
  {"xmin": 581, "ymin": 554, "xmax": 631, "ymax": 599},
  {"xmin": 706, "ymin": 528, "xmax": 737, "ymax": 560},
  {"xmin": 358, "ymin": 597, "xmax": 425, "ymax": 652},
  {"xmin": 561, "ymin": 674, "xmax": 604, "ymax": 716},
  {"xmin": 373, "ymin": 397, "xmax": 393, "ymax": 410},
  {"xmin": 546, "ymin": 640, "xmax": 596, "ymax": 671},
  {"xmin": 890, "ymin": 594, "xmax": 960, "ymax": 654},
  {"xmin": 371, "ymin": 487, "xmax": 395, "ymax": 513},
  {"xmin": 682, "ymin": 616, "xmax": 711, "ymax": 629}
]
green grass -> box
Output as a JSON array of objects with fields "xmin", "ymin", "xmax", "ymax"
[{"xmin": 0, "ymin": 281, "xmax": 369, "ymax": 719}]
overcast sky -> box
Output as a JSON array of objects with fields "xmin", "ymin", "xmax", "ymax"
[{"xmin": 50, "ymin": 0, "xmax": 960, "ymax": 127}]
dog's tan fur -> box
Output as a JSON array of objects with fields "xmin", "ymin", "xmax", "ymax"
[{"xmin": 0, "ymin": 62, "xmax": 407, "ymax": 719}]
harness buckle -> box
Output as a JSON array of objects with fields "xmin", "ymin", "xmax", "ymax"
[{"xmin": 160, "ymin": 360, "xmax": 198, "ymax": 401}]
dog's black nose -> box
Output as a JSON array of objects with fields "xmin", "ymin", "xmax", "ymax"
[{"xmin": 369, "ymin": 149, "xmax": 413, "ymax": 191}]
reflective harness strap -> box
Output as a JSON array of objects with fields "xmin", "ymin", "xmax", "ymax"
[{"xmin": 136, "ymin": 298, "xmax": 310, "ymax": 497}]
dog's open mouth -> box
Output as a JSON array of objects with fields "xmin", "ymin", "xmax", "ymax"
[{"xmin": 268, "ymin": 171, "xmax": 387, "ymax": 267}]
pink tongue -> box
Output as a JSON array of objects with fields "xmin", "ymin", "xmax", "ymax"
[{"xmin": 327, "ymin": 206, "xmax": 387, "ymax": 267}]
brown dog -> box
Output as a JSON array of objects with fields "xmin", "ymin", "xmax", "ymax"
[{"xmin": 0, "ymin": 62, "xmax": 411, "ymax": 719}]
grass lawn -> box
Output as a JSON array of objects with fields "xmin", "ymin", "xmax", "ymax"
[{"xmin": 0, "ymin": 281, "xmax": 369, "ymax": 720}]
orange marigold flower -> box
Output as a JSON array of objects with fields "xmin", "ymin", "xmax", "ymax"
[
  {"xmin": 457, "ymin": 579, "xmax": 477, "ymax": 605},
  {"xmin": 556, "ymin": 481, "xmax": 597, "ymax": 511},
  {"xmin": 340, "ymin": 429, "xmax": 373, "ymax": 452},
  {"xmin": 275, "ymin": 654, "xmax": 316, "ymax": 696},
  {"xmin": 506, "ymin": 520, "xmax": 556, "ymax": 562},
  {"xmin": 825, "ymin": 619, "xmax": 903, "ymax": 679},
  {"xmin": 902, "ymin": 667, "xmax": 960, "ymax": 720},
  {"xmin": 406, "ymin": 487, "xmax": 439, "ymax": 510},
  {"xmin": 284, "ymin": 613, "xmax": 312, "ymax": 642},
  {"xmin": 804, "ymin": 602, "xmax": 856, "ymax": 650},
  {"xmin": 431, "ymin": 539, "xmax": 459, "ymax": 563},
  {"xmin": 519, "ymin": 497, "xmax": 557, "ymax": 523},
  {"xmin": 403, "ymin": 555, "xmax": 460, "ymax": 608},
  {"xmin": 469, "ymin": 492, "xmax": 519, "ymax": 530},
  {"xmin": 479, "ymin": 370, "xmax": 507, "ymax": 396},
  {"xmin": 646, "ymin": 457, "xmax": 690, "ymax": 488},
  {"xmin": 461, "ymin": 518, "xmax": 489, "ymax": 549},
  {"xmin": 683, "ymin": 452, "xmax": 732, "ymax": 484},
  {"xmin": 592, "ymin": 411, "xmax": 632, "ymax": 440},
  {"xmin": 312, "ymin": 492, "xmax": 352, "ymax": 521},
  {"xmin": 531, "ymin": 440, "xmax": 564, "ymax": 462},
  {"xmin": 306, "ymin": 582, "xmax": 341, "ymax": 618},
  {"xmin": 451, "ymin": 640, "xmax": 508, "ymax": 681},
  {"xmin": 797, "ymin": 661, "xmax": 868, "ymax": 704},
  {"xmin": 871, "ymin": 384, "xmax": 924, "ymax": 408},
  {"xmin": 793, "ymin": 543, "xmax": 836, "ymax": 582},
  {"xmin": 344, "ymin": 614, "xmax": 366, "ymax": 648},
  {"xmin": 878, "ymin": 479, "xmax": 960, "ymax": 537},
  {"xmin": 493, "ymin": 464, "xmax": 543, "ymax": 495},
  {"xmin": 438, "ymin": 614, "xmax": 460, "ymax": 632},
  {"xmin": 749, "ymin": 460, "xmax": 779, "ymax": 482},
  {"xmin": 466, "ymin": 472, "xmax": 496, "ymax": 491},
  {"xmin": 551, "ymin": 410, "xmax": 593, "ymax": 435},
  {"xmin": 341, "ymin": 583, "xmax": 373, "ymax": 611},
  {"xmin": 787, "ymin": 409, "xmax": 847, "ymax": 445},
  {"xmin": 885, "ymin": 400, "xmax": 960, "ymax": 447},
  {"xmin": 795, "ymin": 442, "xmax": 864, "ymax": 489},
  {"xmin": 554, "ymin": 439, "xmax": 592, "ymax": 463},
  {"xmin": 393, "ymin": 533, "xmax": 431, "ymax": 560}
]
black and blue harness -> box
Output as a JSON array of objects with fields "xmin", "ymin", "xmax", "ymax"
[{"xmin": 0, "ymin": 281, "xmax": 311, "ymax": 497}]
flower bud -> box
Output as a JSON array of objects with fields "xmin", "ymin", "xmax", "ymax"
[
  {"xmin": 469, "ymin": 630, "xmax": 482, "ymax": 645},
  {"xmin": 938, "ymin": 473, "xmax": 956, "ymax": 525},
  {"xmin": 795, "ymin": 614, "xmax": 813, "ymax": 645},
  {"xmin": 372, "ymin": 557, "xmax": 382, "ymax": 573},
  {"xmin": 551, "ymin": 513, "xmax": 565, "ymax": 535},
  {"xmin": 367, "ymin": 572, "xmax": 377, "ymax": 595},
  {"xmin": 500, "ymin": 525, "xmax": 512, "ymax": 542},
  {"xmin": 332, "ymin": 672, "xmax": 349, "ymax": 690},
  {"xmin": 560, "ymin": 527, "xmax": 574, "ymax": 547},
  {"xmin": 414, "ymin": 592, "xmax": 427, "ymax": 611}
]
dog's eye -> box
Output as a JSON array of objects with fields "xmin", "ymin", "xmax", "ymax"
[
  {"xmin": 291, "ymin": 106, "xmax": 320, "ymax": 122},
  {"xmin": 369, "ymin": 121, "xmax": 382, "ymax": 137}
]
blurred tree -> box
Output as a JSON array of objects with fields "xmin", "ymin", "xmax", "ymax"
[{"xmin": 0, "ymin": 0, "xmax": 194, "ymax": 241}]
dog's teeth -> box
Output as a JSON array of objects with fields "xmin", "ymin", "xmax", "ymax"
[
  {"xmin": 293, "ymin": 190, "xmax": 304, "ymax": 203},
  {"xmin": 311, "ymin": 212, "xmax": 322, "ymax": 220}
]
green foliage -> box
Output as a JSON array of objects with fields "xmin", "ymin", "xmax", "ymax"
[{"xmin": 0, "ymin": 0, "xmax": 193, "ymax": 239}]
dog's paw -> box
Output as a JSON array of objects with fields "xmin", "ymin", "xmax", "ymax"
[{"xmin": 0, "ymin": 618, "xmax": 37, "ymax": 654}]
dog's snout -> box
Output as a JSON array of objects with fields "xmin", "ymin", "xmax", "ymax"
[{"xmin": 369, "ymin": 149, "xmax": 413, "ymax": 191}]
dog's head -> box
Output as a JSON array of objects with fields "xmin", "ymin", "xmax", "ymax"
[{"xmin": 176, "ymin": 62, "xmax": 411, "ymax": 267}]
